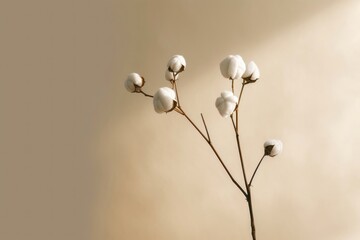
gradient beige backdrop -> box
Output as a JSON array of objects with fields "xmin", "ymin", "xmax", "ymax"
[{"xmin": 1, "ymin": 0, "xmax": 360, "ymax": 239}]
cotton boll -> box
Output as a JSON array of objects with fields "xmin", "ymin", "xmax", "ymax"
[
  {"xmin": 153, "ymin": 87, "xmax": 177, "ymax": 113},
  {"xmin": 167, "ymin": 55, "xmax": 186, "ymax": 73},
  {"xmin": 215, "ymin": 91, "xmax": 238, "ymax": 118},
  {"xmin": 264, "ymin": 139, "xmax": 283, "ymax": 157},
  {"xmin": 242, "ymin": 61, "xmax": 260, "ymax": 81},
  {"xmin": 220, "ymin": 55, "xmax": 246, "ymax": 80},
  {"xmin": 165, "ymin": 69, "xmax": 179, "ymax": 81},
  {"xmin": 124, "ymin": 73, "xmax": 144, "ymax": 93}
]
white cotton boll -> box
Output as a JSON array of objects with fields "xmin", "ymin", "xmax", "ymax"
[
  {"xmin": 242, "ymin": 61, "xmax": 260, "ymax": 81},
  {"xmin": 165, "ymin": 69, "xmax": 179, "ymax": 81},
  {"xmin": 167, "ymin": 55, "xmax": 186, "ymax": 73},
  {"xmin": 124, "ymin": 73, "xmax": 144, "ymax": 93},
  {"xmin": 153, "ymin": 87, "xmax": 177, "ymax": 113},
  {"xmin": 264, "ymin": 139, "xmax": 283, "ymax": 157},
  {"xmin": 220, "ymin": 55, "xmax": 246, "ymax": 80},
  {"xmin": 215, "ymin": 91, "xmax": 238, "ymax": 118}
]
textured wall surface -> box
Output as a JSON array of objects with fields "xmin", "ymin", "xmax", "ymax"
[{"xmin": 1, "ymin": 0, "xmax": 360, "ymax": 239}]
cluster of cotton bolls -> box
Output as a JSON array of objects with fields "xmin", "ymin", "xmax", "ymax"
[
  {"xmin": 216, "ymin": 54, "xmax": 260, "ymax": 118},
  {"xmin": 124, "ymin": 54, "xmax": 282, "ymax": 240},
  {"xmin": 124, "ymin": 55, "xmax": 261, "ymax": 117},
  {"xmin": 153, "ymin": 55, "xmax": 186, "ymax": 113},
  {"xmin": 124, "ymin": 55, "xmax": 185, "ymax": 114},
  {"xmin": 124, "ymin": 54, "xmax": 282, "ymax": 156}
]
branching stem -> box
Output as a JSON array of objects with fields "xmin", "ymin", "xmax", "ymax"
[
  {"xmin": 178, "ymin": 107, "xmax": 247, "ymax": 197},
  {"xmin": 173, "ymin": 79, "xmax": 247, "ymax": 197}
]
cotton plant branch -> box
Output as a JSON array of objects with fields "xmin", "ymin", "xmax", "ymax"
[{"xmin": 124, "ymin": 54, "xmax": 283, "ymax": 240}]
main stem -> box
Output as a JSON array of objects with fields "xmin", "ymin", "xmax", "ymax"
[
  {"xmin": 248, "ymin": 191, "xmax": 256, "ymax": 240},
  {"xmin": 235, "ymin": 130, "xmax": 256, "ymax": 240},
  {"xmin": 234, "ymin": 82, "xmax": 256, "ymax": 240}
]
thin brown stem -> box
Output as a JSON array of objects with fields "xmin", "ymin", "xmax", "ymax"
[
  {"xmin": 174, "ymin": 81, "xmax": 181, "ymax": 107},
  {"xmin": 230, "ymin": 115, "xmax": 236, "ymax": 131},
  {"xmin": 235, "ymin": 132, "xmax": 249, "ymax": 191},
  {"xmin": 180, "ymin": 109, "xmax": 208, "ymax": 141},
  {"xmin": 233, "ymin": 132, "xmax": 257, "ymax": 240},
  {"xmin": 201, "ymin": 113, "xmax": 211, "ymax": 142},
  {"xmin": 236, "ymin": 83, "xmax": 245, "ymax": 132},
  {"xmin": 235, "ymin": 132, "xmax": 256, "ymax": 240},
  {"xmin": 140, "ymin": 90, "xmax": 153, "ymax": 98},
  {"xmin": 231, "ymin": 79, "xmax": 235, "ymax": 94},
  {"xmin": 249, "ymin": 154, "xmax": 266, "ymax": 187},
  {"xmin": 247, "ymin": 189, "xmax": 256, "ymax": 240}
]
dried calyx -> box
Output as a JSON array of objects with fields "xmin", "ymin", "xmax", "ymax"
[{"xmin": 264, "ymin": 139, "xmax": 283, "ymax": 157}]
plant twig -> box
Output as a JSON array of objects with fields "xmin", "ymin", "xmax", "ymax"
[
  {"xmin": 201, "ymin": 113, "xmax": 211, "ymax": 142},
  {"xmin": 174, "ymin": 81, "xmax": 181, "ymax": 107},
  {"xmin": 140, "ymin": 90, "xmax": 153, "ymax": 98},
  {"xmin": 236, "ymin": 82, "xmax": 245, "ymax": 132},
  {"xmin": 249, "ymin": 154, "xmax": 266, "ymax": 187},
  {"xmin": 230, "ymin": 115, "xmax": 236, "ymax": 131},
  {"xmin": 231, "ymin": 79, "xmax": 235, "ymax": 94},
  {"xmin": 235, "ymin": 131, "xmax": 249, "ymax": 193}
]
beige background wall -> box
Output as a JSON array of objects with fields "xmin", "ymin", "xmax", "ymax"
[{"xmin": 1, "ymin": 0, "xmax": 360, "ymax": 239}]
